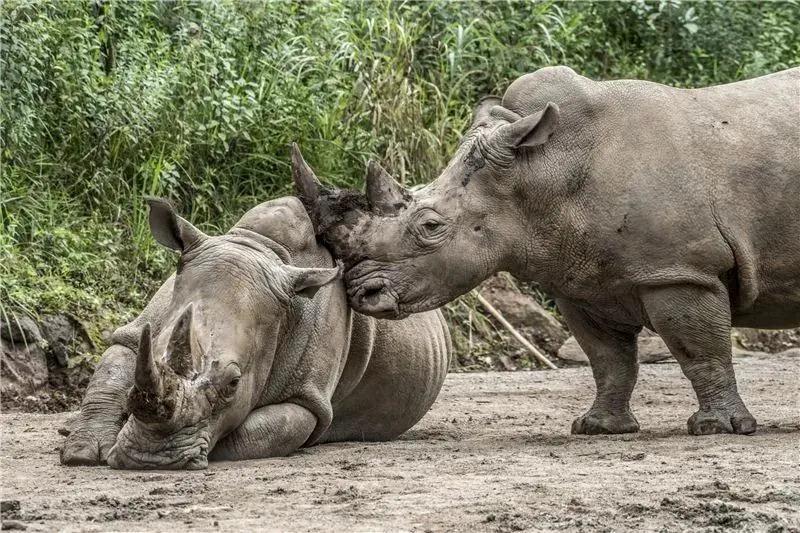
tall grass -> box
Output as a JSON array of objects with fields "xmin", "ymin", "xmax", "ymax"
[{"xmin": 2, "ymin": 0, "xmax": 798, "ymax": 357}]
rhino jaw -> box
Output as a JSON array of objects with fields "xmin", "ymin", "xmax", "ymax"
[
  {"xmin": 106, "ymin": 417, "xmax": 211, "ymax": 470},
  {"xmin": 346, "ymin": 276, "xmax": 405, "ymax": 319}
]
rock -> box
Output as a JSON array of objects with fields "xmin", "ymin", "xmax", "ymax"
[
  {"xmin": 0, "ymin": 500, "xmax": 20, "ymax": 514},
  {"xmin": 637, "ymin": 330, "xmax": 673, "ymax": 363},
  {"xmin": 1, "ymin": 315, "xmax": 48, "ymax": 396},
  {"xmin": 39, "ymin": 313, "xmax": 94, "ymax": 368},
  {"xmin": 556, "ymin": 336, "xmax": 589, "ymax": 364},
  {"xmin": 780, "ymin": 347, "xmax": 800, "ymax": 357},
  {"xmin": 732, "ymin": 328, "xmax": 800, "ymax": 354},
  {"xmin": 498, "ymin": 354, "xmax": 517, "ymax": 371},
  {"xmin": 480, "ymin": 275, "xmax": 568, "ymax": 354},
  {"xmin": 557, "ymin": 329, "xmax": 672, "ymax": 365}
]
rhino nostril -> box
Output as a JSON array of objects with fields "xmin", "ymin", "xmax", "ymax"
[{"xmin": 361, "ymin": 285, "xmax": 386, "ymax": 306}]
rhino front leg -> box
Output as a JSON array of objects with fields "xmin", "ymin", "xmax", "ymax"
[
  {"xmin": 641, "ymin": 284, "xmax": 756, "ymax": 435},
  {"xmin": 61, "ymin": 344, "xmax": 134, "ymax": 465},
  {"xmin": 209, "ymin": 403, "xmax": 317, "ymax": 461},
  {"xmin": 558, "ymin": 299, "xmax": 641, "ymax": 435}
]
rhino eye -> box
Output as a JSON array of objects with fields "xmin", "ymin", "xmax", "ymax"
[
  {"xmin": 423, "ymin": 220, "xmax": 443, "ymax": 231},
  {"xmin": 220, "ymin": 377, "xmax": 240, "ymax": 399}
]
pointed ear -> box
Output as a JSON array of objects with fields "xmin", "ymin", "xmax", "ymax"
[
  {"xmin": 497, "ymin": 102, "xmax": 560, "ymax": 149},
  {"xmin": 470, "ymin": 96, "xmax": 502, "ymax": 128},
  {"xmin": 144, "ymin": 197, "xmax": 207, "ymax": 253},
  {"xmin": 365, "ymin": 160, "xmax": 408, "ymax": 215},
  {"xmin": 282, "ymin": 263, "xmax": 342, "ymax": 299}
]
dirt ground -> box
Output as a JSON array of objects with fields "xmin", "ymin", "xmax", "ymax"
[{"xmin": 1, "ymin": 352, "xmax": 798, "ymax": 532}]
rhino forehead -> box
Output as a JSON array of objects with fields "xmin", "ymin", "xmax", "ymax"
[{"xmin": 176, "ymin": 239, "xmax": 290, "ymax": 304}]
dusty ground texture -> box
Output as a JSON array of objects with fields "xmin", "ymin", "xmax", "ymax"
[{"xmin": 1, "ymin": 352, "xmax": 798, "ymax": 532}]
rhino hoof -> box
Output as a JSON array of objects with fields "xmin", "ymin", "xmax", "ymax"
[
  {"xmin": 687, "ymin": 409, "xmax": 757, "ymax": 436},
  {"xmin": 571, "ymin": 409, "xmax": 640, "ymax": 435}
]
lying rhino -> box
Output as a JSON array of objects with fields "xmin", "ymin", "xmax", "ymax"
[
  {"xmin": 294, "ymin": 67, "xmax": 800, "ymax": 437},
  {"xmin": 61, "ymin": 196, "xmax": 450, "ymax": 469}
]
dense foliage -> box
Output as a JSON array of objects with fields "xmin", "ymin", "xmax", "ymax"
[{"xmin": 2, "ymin": 0, "xmax": 798, "ymax": 361}]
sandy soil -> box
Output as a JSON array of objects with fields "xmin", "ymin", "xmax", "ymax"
[{"xmin": 2, "ymin": 352, "xmax": 798, "ymax": 532}]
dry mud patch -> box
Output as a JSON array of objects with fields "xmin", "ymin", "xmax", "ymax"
[{"xmin": 1, "ymin": 353, "xmax": 798, "ymax": 532}]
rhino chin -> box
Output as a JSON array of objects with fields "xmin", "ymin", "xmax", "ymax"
[{"xmin": 106, "ymin": 418, "xmax": 210, "ymax": 470}]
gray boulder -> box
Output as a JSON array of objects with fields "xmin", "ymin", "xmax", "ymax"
[
  {"xmin": 1, "ymin": 315, "xmax": 48, "ymax": 396},
  {"xmin": 39, "ymin": 313, "xmax": 94, "ymax": 368}
]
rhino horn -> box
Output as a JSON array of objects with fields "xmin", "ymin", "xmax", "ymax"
[
  {"xmin": 365, "ymin": 160, "xmax": 408, "ymax": 215},
  {"xmin": 165, "ymin": 304, "xmax": 198, "ymax": 378},
  {"xmin": 291, "ymin": 143, "xmax": 322, "ymax": 223},
  {"xmin": 134, "ymin": 324, "xmax": 161, "ymax": 397},
  {"xmin": 130, "ymin": 323, "xmax": 176, "ymax": 423}
]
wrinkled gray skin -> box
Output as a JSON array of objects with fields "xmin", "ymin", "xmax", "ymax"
[
  {"xmin": 297, "ymin": 67, "xmax": 800, "ymax": 437},
  {"xmin": 60, "ymin": 196, "xmax": 450, "ymax": 469}
]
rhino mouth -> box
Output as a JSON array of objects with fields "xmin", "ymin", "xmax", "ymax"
[
  {"xmin": 346, "ymin": 277, "xmax": 405, "ymax": 319},
  {"xmin": 107, "ymin": 417, "xmax": 210, "ymax": 470}
]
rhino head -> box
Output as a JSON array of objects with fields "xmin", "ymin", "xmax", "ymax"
[
  {"xmin": 293, "ymin": 98, "xmax": 561, "ymax": 318},
  {"xmin": 106, "ymin": 198, "xmax": 340, "ymax": 469}
]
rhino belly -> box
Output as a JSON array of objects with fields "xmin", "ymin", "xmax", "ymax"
[{"xmin": 321, "ymin": 310, "xmax": 450, "ymax": 443}]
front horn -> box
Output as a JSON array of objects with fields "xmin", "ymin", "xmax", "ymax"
[{"xmin": 129, "ymin": 323, "xmax": 177, "ymax": 423}]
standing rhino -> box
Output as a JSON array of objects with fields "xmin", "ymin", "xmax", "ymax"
[
  {"xmin": 294, "ymin": 67, "xmax": 800, "ymax": 437},
  {"xmin": 60, "ymin": 196, "xmax": 450, "ymax": 469}
]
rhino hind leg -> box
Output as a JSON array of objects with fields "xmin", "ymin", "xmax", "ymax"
[
  {"xmin": 642, "ymin": 284, "xmax": 757, "ymax": 436},
  {"xmin": 557, "ymin": 300, "xmax": 641, "ymax": 435},
  {"xmin": 61, "ymin": 344, "xmax": 134, "ymax": 465}
]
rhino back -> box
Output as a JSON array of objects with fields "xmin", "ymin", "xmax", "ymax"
[{"xmin": 506, "ymin": 67, "xmax": 800, "ymax": 326}]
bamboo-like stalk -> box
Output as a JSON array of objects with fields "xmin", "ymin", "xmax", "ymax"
[{"xmin": 474, "ymin": 292, "xmax": 558, "ymax": 370}]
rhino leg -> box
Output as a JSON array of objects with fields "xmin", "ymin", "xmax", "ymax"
[
  {"xmin": 642, "ymin": 285, "xmax": 756, "ymax": 436},
  {"xmin": 61, "ymin": 344, "xmax": 134, "ymax": 465},
  {"xmin": 558, "ymin": 299, "xmax": 641, "ymax": 435},
  {"xmin": 209, "ymin": 403, "xmax": 317, "ymax": 461}
]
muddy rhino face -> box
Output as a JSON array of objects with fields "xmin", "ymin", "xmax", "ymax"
[
  {"xmin": 292, "ymin": 98, "xmax": 559, "ymax": 318},
  {"xmin": 106, "ymin": 199, "xmax": 339, "ymax": 469}
]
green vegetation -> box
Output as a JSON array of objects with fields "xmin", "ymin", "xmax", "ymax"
[{"xmin": 2, "ymin": 0, "xmax": 798, "ymax": 362}]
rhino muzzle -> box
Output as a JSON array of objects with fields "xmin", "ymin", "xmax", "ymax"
[
  {"xmin": 346, "ymin": 275, "xmax": 404, "ymax": 319},
  {"xmin": 107, "ymin": 418, "xmax": 210, "ymax": 470}
]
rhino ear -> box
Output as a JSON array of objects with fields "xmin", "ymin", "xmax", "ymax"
[
  {"xmin": 282, "ymin": 263, "xmax": 342, "ymax": 299},
  {"xmin": 291, "ymin": 143, "xmax": 322, "ymax": 229},
  {"xmin": 470, "ymin": 96, "xmax": 502, "ymax": 128},
  {"xmin": 144, "ymin": 197, "xmax": 207, "ymax": 253},
  {"xmin": 497, "ymin": 102, "xmax": 560, "ymax": 149},
  {"xmin": 365, "ymin": 160, "xmax": 408, "ymax": 215}
]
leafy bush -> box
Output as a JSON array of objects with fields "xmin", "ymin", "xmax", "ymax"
[{"xmin": 2, "ymin": 0, "xmax": 798, "ymax": 361}]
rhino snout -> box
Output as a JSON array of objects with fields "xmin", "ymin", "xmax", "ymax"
[
  {"xmin": 106, "ymin": 417, "xmax": 210, "ymax": 470},
  {"xmin": 346, "ymin": 277, "xmax": 403, "ymax": 319}
]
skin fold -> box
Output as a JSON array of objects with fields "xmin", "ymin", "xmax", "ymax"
[
  {"xmin": 60, "ymin": 196, "xmax": 450, "ymax": 469},
  {"xmin": 295, "ymin": 66, "xmax": 800, "ymax": 437}
]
